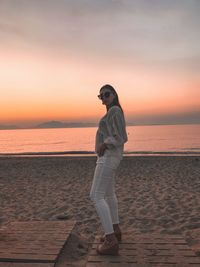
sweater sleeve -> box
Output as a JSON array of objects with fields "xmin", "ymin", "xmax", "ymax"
[{"xmin": 104, "ymin": 109, "xmax": 128, "ymax": 148}]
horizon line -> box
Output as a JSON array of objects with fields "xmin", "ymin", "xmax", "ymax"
[{"xmin": 0, "ymin": 121, "xmax": 199, "ymax": 130}]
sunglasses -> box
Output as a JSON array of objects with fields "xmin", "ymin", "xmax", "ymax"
[{"xmin": 97, "ymin": 91, "xmax": 112, "ymax": 100}]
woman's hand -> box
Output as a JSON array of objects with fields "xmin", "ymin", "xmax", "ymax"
[{"xmin": 98, "ymin": 143, "xmax": 108, "ymax": 156}]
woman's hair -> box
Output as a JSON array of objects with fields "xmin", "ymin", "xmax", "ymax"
[{"xmin": 100, "ymin": 84, "xmax": 124, "ymax": 114}]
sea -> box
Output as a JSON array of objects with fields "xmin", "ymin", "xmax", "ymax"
[{"xmin": 0, "ymin": 124, "xmax": 199, "ymax": 156}]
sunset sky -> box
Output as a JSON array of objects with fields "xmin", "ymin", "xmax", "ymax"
[{"xmin": 0, "ymin": 0, "xmax": 199, "ymax": 127}]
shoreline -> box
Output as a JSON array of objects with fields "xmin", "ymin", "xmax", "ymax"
[
  {"xmin": 1, "ymin": 154, "xmax": 200, "ymax": 158},
  {"xmin": 0, "ymin": 150, "xmax": 200, "ymax": 158}
]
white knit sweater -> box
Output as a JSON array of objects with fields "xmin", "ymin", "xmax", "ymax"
[{"xmin": 95, "ymin": 105, "xmax": 128, "ymax": 159}]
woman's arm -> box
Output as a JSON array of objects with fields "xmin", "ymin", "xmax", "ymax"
[{"xmin": 104, "ymin": 109, "xmax": 128, "ymax": 149}]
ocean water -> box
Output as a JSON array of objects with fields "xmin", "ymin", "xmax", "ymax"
[{"xmin": 0, "ymin": 124, "xmax": 199, "ymax": 156}]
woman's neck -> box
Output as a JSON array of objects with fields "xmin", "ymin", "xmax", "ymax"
[{"xmin": 106, "ymin": 103, "xmax": 115, "ymax": 111}]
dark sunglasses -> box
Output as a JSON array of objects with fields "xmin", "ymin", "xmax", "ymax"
[{"xmin": 97, "ymin": 91, "xmax": 112, "ymax": 100}]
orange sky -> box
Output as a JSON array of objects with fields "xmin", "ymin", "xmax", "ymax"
[{"xmin": 0, "ymin": 0, "xmax": 199, "ymax": 127}]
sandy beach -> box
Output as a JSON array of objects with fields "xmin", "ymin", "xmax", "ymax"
[{"xmin": 0, "ymin": 155, "xmax": 200, "ymax": 266}]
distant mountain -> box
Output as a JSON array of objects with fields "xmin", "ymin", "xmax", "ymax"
[
  {"xmin": 36, "ymin": 120, "xmax": 66, "ymax": 128},
  {"xmin": 1, "ymin": 110, "xmax": 199, "ymax": 130},
  {"xmin": 0, "ymin": 124, "xmax": 20, "ymax": 130},
  {"xmin": 35, "ymin": 120, "xmax": 97, "ymax": 128}
]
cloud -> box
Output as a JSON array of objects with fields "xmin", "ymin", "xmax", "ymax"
[{"xmin": 0, "ymin": 0, "xmax": 199, "ymax": 69}]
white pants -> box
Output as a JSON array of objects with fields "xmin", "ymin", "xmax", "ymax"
[{"xmin": 90, "ymin": 155, "xmax": 121, "ymax": 234}]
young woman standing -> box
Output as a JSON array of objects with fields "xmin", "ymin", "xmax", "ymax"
[{"xmin": 90, "ymin": 84, "xmax": 128, "ymax": 255}]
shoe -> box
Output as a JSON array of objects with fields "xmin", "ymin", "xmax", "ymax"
[
  {"xmin": 96, "ymin": 234, "xmax": 119, "ymax": 255},
  {"xmin": 99, "ymin": 231, "xmax": 121, "ymax": 242},
  {"xmin": 99, "ymin": 225, "xmax": 122, "ymax": 242}
]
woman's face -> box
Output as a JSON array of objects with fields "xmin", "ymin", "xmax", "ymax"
[{"xmin": 98, "ymin": 89, "xmax": 116, "ymax": 106}]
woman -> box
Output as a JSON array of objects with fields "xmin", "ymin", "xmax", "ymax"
[{"xmin": 90, "ymin": 84, "xmax": 128, "ymax": 255}]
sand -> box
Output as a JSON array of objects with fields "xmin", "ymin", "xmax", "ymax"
[{"xmin": 0, "ymin": 155, "xmax": 200, "ymax": 266}]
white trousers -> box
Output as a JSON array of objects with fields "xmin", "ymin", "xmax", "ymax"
[{"xmin": 90, "ymin": 155, "xmax": 121, "ymax": 234}]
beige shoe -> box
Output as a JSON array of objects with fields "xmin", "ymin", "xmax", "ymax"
[{"xmin": 97, "ymin": 234, "xmax": 119, "ymax": 255}]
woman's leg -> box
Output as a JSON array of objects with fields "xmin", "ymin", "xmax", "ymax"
[
  {"xmin": 105, "ymin": 156, "xmax": 121, "ymax": 224},
  {"xmin": 105, "ymin": 177, "xmax": 119, "ymax": 225},
  {"xmin": 90, "ymin": 162, "xmax": 117, "ymax": 234}
]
